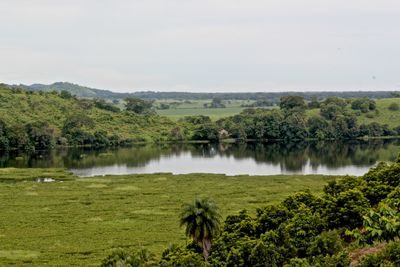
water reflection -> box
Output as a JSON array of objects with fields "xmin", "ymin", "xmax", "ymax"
[{"xmin": 0, "ymin": 139, "xmax": 399, "ymax": 176}]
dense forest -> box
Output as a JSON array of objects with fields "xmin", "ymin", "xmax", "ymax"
[
  {"xmin": 6, "ymin": 82, "xmax": 400, "ymax": 102},
  {"xmin": 101, "ymin": 157, "xmax": 400, "ymax": 266}
]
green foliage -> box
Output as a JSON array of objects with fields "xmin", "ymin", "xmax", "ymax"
[
  {"xmin": 320, "ymin": 97, "xmax": 347, "ymax": 120},
  {"xmin": 307, "ymin": 96, "xmax": 320, "ymax": 109},
  {"xmin": 125, "ymin": 97, "xmax": 154, "ymax": 114},
  {"xmin": 101, "ymin": 248, "xmax": 156, "ymax": 267},
  {"xmin": 280, "ymin": 112, "xmax": 308, "ymax": 140},
  {"xmin": 324, "ymin": 189, "xmax": 370, "ymax": 229},
  {"xmin": 25, "ymin": 121, "xmax": 56, "ymax": 150},
  {"xmin": 192, "ymin": 123, "xmax": 220, "ymax": 142},
  {"xmin": 306, "ymin": 230, "xmax": 343, "ymax": 257},
  {"xmin": 180, "ymin": 198, "xmax": 222, "ymax": 259},
  {"xmin": 310, "ymin": 252, "xmax": 350, "ymax": 267},
  {"xmin": 280, "ymin": 96, "xmax": 306, "ymax": 110},
  {"xmin": 358, "ymin": 241, "xmax": 400, "ymax": 267},
  {"xmin": 94, "ymin": 99, "xmax": 120, "ymax": 112},
  {"xmin": 0, "ymin": 85, "xmax": 180, "ymax": 149},
  {"xmin": 355, "ymin": 205, "xmax": 400, "ymax": 244},
  {"xmin": 160, "ymin": 245, "xmax": 206, "ymax": 267},
  {"xmin": 205, "ymin": 98, "xmax": 226, "ymax": 108},
  {"xmin": 284, "ymin": 205, "xmax": 326, "ymax": 257},
  {"xmin": 388, "ymin": 102, "xmax": 399, "ymax": 111},
  {"xmin": 384, "ymin": 186, "xmax": 400, "ymax": 211},
  {"xmin": 351, "ymin": 98, "xmax": 376, "ymax": 113}
]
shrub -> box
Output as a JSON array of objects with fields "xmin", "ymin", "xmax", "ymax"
[
  {"xmin": 358, "ymin": 241, "xmax": 400, "ymax": 267},
  {"xmin": 324, "ymin": 189, "xmax": 370, "ymax": 229},
  {"xmin": 101, "ymin": 248, "xmax": 156, "ymax": 267},
  {"xmin": 388, "ymin": 102, "xmax": 399, "ymax": 111},
  {"xmin": 307, "ymin": 230, "xmax": 343, "ymax": 257}
]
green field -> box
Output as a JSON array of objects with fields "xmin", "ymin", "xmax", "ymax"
[
  {"xmin": 155, "ymin": 99, "xmax": 255, "ymax": 121},
  {"xmin": 356, "ymin": 98, "xmax": 400, "ymax": 127},
  {"xmin": 0, "ymin": 168, "xmax": 334, "ymax": 266}
]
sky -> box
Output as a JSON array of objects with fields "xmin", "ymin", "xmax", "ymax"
[{"xmin": 0, "ymin": 0, "xmax": 399, "ymax": 92}]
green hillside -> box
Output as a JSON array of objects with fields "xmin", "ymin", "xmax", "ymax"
[
  {"xmin": 0, "ymin": 85, "xmax": 178, "ymax": 146},
  {"xmin": 356, "ymin": 98, "xmax": 400, "ymax": 127},
  {"xmin": 306, "ymin": 98, "xmax": 400, "ymax": 128}
]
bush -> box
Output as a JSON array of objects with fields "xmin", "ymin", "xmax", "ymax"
[
  {"xmin": 358, "ymin": 241, "xmax": 400, "ymax": 267},
  {"xmin": 324, "ymin": 189, "xmax": 370, "ymax": 229},
  {"xmin": 307, "ymin": 230, "xmax": 343, "ymax": 257},
  {"xmin": 94, "ymin": 99, "xmax": 120, "ymax": 112},
  {"xmin": 192, "ymin": 123, "xmax": 219, "ymax": 142},
  {"xmin": 160, "ymin": 245, "xmax": 205, "ymax": 267},
  {"xmin": 388, "ymin": 102, "xmax": 399, "ymax": 111},
  {"xmin": 25, "ymin": 121, "xmax": 56, "ymax": 150},
  {"xmin": 101, "ymin": 248, "xmax": 156, "ymax": 267}
]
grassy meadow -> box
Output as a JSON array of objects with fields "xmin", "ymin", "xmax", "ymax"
[
  {"xmin": 155, "ymin": 99, "xmax": 256, "ymax": 121},
  {"xmin": 0, "ymin": 168, "xmax": 334, "ymax": 266}
]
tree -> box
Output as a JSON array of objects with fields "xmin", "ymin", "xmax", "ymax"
[
  {"xmin": 206, "ymin": 98, "xmax": 226, "ymax": 108},
  {"xmin": 0, "ymin": 120, "xmax": 9, "ymax": 151},
  {"xmin": 388, "ymin": 102, "xmax": 400, "ymax": 111},
  {"xmin": 192, "ymin": 123, "xmax": 219, "ymax": 142},
  {"xmin": 351, "ymin": 98, "xmax": 376, "ymax": 113},
  {"xmin": 180, "ymin": 198, "xmax": 222, "ymax": 261},
  {"xmin": 280, "ymin": 96, "xmax": 306, "ymax": 110},
  {"xmin": 59, "ymin": 90, "xmax": 73, "ymax": 99},
  {"xmin": 308, "ymin": 96, "xmax": 320, "ymax": 109},
  {"xmin": 125, "ymin": 97, "xmax": 154, "ymax": 114}
]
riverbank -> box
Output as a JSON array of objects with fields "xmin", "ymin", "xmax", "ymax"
[{"xmin": 0, "ymin": 168, "xmax": 334, "ymax": 266}]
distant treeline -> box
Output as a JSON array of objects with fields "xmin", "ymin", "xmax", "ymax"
[
  {"xmin": 6, "ymin": 82, "xmax": 400, "ymax": 101},
  {"xmin": 181, "ymin": 96, "xmax": 400, "ymax": 142},
  {"xmin": 130, "ymin": 91, "xmax": 400, "ymax": 102}
]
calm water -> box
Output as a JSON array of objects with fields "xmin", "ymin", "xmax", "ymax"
[{"xmin": 1, "ymin": 140, "xmax": 399, "ymax": 177}]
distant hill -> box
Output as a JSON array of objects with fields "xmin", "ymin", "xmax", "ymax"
[
  {"xmin": 6, "ymin": 81, "xmax": 400, "ymax": 102},
  {"xmin": 15, "ymin": 82, "xmax": 133, "ymax": 100}
]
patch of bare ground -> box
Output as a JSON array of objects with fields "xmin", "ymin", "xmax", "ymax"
[{"xmin": 350, "ymin": 243, "xmax": 386, "ymax": 267}]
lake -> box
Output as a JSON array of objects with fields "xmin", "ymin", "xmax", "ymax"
[{"xmin": 1, "ymin": 139, "xmax": 399, "ymax": 176}]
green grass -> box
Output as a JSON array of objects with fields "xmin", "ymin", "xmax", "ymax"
[
  {"xmin": 0, "ymin": 168, "xmax": 334, "ymax": 266},
  {"xmin": 155, "ymin": 99, "xmax": 269, "ymax": 121},
  {"xmin": 157, "ymin": 106, "xmax": 246, "ymax": 121},
  {"xmin": 356, "ymin": 98, "xmax": 400, "ymax": 127}
]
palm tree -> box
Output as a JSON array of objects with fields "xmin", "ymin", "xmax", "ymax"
[{"xmin": 179, "ymin": 198, "xmax": 222, "ymax": 261}]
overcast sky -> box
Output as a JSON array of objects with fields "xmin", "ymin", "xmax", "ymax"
[{"xmin": 1, "ymin": 0, "xmax": 399, "ymax": 92}]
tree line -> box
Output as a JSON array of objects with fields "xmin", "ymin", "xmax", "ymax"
[{"xmin": 183, "ymin": 96, "xmax": 400, "ymax": 142}]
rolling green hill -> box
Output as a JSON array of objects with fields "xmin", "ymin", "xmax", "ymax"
[
  {"xmin": 0, "ymin": 85, "xmax": 179, "ymax": 146},
  {"xmin": 15, "ymin": 82, "xmax": 134, "ymax": 100}
]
